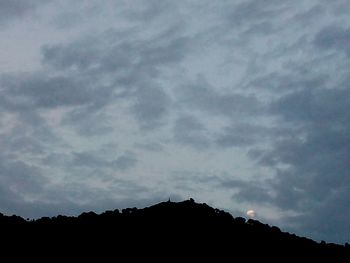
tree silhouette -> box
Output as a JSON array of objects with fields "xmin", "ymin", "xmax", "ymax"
[{"xmin": 0, "ymin": 199, "xmax": 349, "ymax": 260}]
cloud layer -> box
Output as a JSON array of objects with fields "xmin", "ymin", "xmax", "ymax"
[{"xmin": 0, "ymin": 0, "xmax": 350, "ymax": 243}]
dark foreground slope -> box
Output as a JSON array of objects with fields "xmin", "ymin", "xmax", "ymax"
[{"xmin": 1, "ymin": 199, "xmax": 349, "ymax": 260}]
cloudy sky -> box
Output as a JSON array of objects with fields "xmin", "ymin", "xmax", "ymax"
[{"xmin": 1, "ymin": 0, "xmax": 350, "ymax": 243}]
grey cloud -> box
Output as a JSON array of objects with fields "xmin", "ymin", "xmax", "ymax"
[
  {"xmin": 6, "ymin": 157, "xmax": 145, "ymax": 219},
  {"xmin": 135, "ymin": 142, "xmax": 164, "ymax": 152},
  {"xmin": 123, "ymin": 0, "xmax": 176, "ymax": 23},
  {"xmin": 108, "ymin": 178, "xmax": 149, "ymax": 198},
  {"xmin": 324, "ymin": 0, "xmax": 350, "ymax": 17},
  {"xmin": 50, "ymin": 2, "xmax": 113, "ymax": 30},
  {"xmin": 171, "ymin": 170, "xmax": 222, "ymax": 191},
  {"xmin": 283, "ymin": 185, "xmax": 350, "ymax": 243},
  {"xmin": 0, "ymin": 184, "xmax": 20, "ymax": 215},
  {"xmin": 72, "ymin": 152, "xmax": 108, "ymax": 168},
  {"xmin": 41, "ymin": 26, "xmax": 189, "ymax": 130},
  {"xmin": 314, "ymin": 25, "xmax": 350, "ymax": 55},
  {"xmin": 4, "ymin": 134, "xmax": 45, "ymax": 155},
  {"xmin": 264, "ymin": 127, "xmax": 350, "ymax": 206},
  {"xmin": 0, "ymin": 111, "xmax": 60, "ymax": 159},
  {"xmin": 2, "ymin": 0, "xmax": 350, "ymax": 245},
  {"xmin": 215, "ymin": 123, "xmax": 268, "ymax": 148},
  {"xmin": 137, "ymin": 36, "xmax": 189, "ymax": 68},
  {"xmin": 290, "ymin": 5, "xmax": 325, "ymax": 27},
  {"xmin": 180, "ymin": 76, "xmax": 262, "ymax": 118},
  {"xmin": 42, "ymin": 41, "xmax": 101, "ymax": 71},
  {"xmin": 220, "ymin": 179, "xmax": 273, "ymax": 204},
  {"xmin": 0, "ymin": 154, "xmax": 48, "ymax": 217},
  {"xmin": 0, "ymin": 0, "xmax": 34, "ymax": 16},
  {"xmin": 62, "ymin": 107, "xmax": 114, "ymax": 137},
  {"xmin": 3, "ymin": 185, "xmax": 158, "ymax": 219},
  {"xmin": 0, "ymin": 0, "xmax": 47, "ymax": 26},
  {"xmin": 171, "ymin": 170, "xmax": 274, "ymax": 205},
  {"xmin": 43, "ymin": 146, "xmax": 138, "ymax": 176},
  {"xmin": 0, "ymin": 72, "xmax": 116, "ymax": 140},
  {"xmin": 249, "ymin": 83, "xmax": 350, "ymax": 243},
  {"xmin": 0, "ymin": 73, "xmax": 106, "ymax": 110},
  {"xmin": 247, "ymin": 72, "xmax": 328, "ymax": 93},
  {"xmin": 43, "ymin": 152, "xmax": 71, "ymax": 167},
  {"xmin": 173, "ymin": 115, "xmax": 211, "ymax": 149},
  {"xmin": 52, "ymin": 13, "xmax": 81, "ymax": 29},
  {"xmin": 269, "ymin": 87, "xmax": 350, "ymax": 124},
  {"xmin": 228, "ymin": 0, "xmax": 290, "ymax": 26},
  {"xmin": 0, "ymin": 3, "xmax": 190, "ymax": 219},
  {"xmin": 42, "ymin": 27, "xmax": 189, "ymax": 75},
  {"xmin": 227, "ymin": 0, "xmax": 322, "ymax": 38},
  {"xmin": 242, "ymin": 21, "xmax": 275, "ymax": 37},
  {"xmin": 112, "ymin": 154, "xmax": 138, "ymax": 171},
  {"xmin": 132, "ymin": 86, "xmax": 171, "ymax": 130},
  {"xmin": 72, "ymin": 151, "xmax": 138, "ymax": 171},
  {"xmin": 0, "ymin": 157, "xmax": 46, "ymax": 194}
]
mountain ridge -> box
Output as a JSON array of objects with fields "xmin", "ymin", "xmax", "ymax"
[{"xmin": 1, "ymin": 199, "xmax": 349, "ymax": 260}]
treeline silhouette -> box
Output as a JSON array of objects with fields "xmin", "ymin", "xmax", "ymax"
[{"xmin": 1, "ymin": 199, "xmax": 349, "ymax": 260}]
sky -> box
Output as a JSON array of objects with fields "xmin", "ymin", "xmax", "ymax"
[{"xmin": 0, "ymin": 0, "xmax": 350, "ymax": 244}]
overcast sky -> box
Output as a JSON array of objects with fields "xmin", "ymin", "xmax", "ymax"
[{"xmin": 1, "ymin": 0, "xmax": 350, "ymax": 244}]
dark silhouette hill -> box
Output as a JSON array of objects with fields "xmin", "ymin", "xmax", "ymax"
[{"xmin": 1, "ymin": 199, "xmax": 349, "ymax": 260}]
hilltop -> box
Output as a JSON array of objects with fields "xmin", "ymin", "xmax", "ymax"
[{"xmin": 1, "ymin": 199, "xmax": 349, "ymax": 260}]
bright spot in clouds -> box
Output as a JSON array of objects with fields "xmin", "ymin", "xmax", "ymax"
[{"xmin": 246, "ymin": 210, "xmax": 256, "ymax": 218}]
